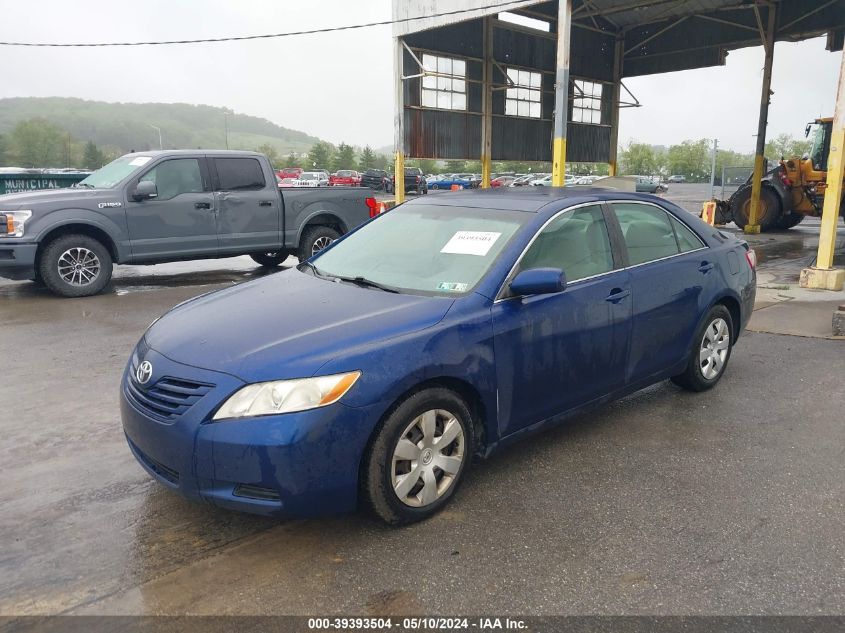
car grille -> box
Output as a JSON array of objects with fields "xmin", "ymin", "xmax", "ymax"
[
  {"xmin": 125, "ymin": 367, "xmax": 214, "ymax": 423},
  {"xmin": 127, "ymin": 438, "xmax": 179, "ymax": 484}
]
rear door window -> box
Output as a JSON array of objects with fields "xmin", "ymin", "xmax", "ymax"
[
  {"xmin": 613, "ymin": 202, "xmax": 680, "ymax": 266},
  {"xmin": 669, "ymin": 215, "xmax": 705, "ymax": 253},
  {"xmin": 214, "ymin": 158, "xmax": 266, "ymax": 191}
]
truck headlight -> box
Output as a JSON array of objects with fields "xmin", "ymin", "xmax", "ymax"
[
  {"xmin": 212, "ymin": 371, "xmax": 361, "ymax": 420},
  {"xmin": 1, "ymin": 210, "xmax": 32, "ymax": 237}
]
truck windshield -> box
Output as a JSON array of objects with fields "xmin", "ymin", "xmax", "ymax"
[
  {"xmin": 77, "ymin": 155, "xmax": 152, "ymax": 189},
  {"xmin": 309, "ymin": 204, "xmax": 528, "ymax": 296}
]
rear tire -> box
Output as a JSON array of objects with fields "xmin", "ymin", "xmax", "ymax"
[
  {"xmin": 729, "ymin": 184, "xmax": 781, "ymax": 231},
  {"xmin": 297, "ymin": 226, "xmax": 340, "ymax": 262},
  {"xmin": 38, "ymin": 234, "xmax": 113, "ymax": 297},
  {"xmin": 250, "ymin": 251, "xmax": 290, "ymax": 267},
  {"xmin": 671, "ymin": 305, "xmax": 734, "ymax": 392},
  {"xmin": 363, "ymin": 387, "xmax": 474, "ymax": 525}
]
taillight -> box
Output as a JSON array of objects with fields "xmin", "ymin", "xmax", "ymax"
[
  {"xmin": 745, "ymin": 249, "xmax": 757, "ymax": 270},
  {"xmin": 365, "ymin": 196, "xmax": 379, "ymax": 218}
]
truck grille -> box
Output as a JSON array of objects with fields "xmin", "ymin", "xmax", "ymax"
[{"xmin": 125, "ymin": 369, "xmax": 213, "ymax": 422}]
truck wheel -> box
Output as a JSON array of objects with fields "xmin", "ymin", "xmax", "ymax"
[
  {"xmin": 729, "ymin": 184, "xmax": 781, "ymax": 231},
  {"xmin": 38, "ymin": 234, "xmax": 113, "ymax": 297},
  {"xmin": 297, "ymin": 226, "xmax": 340, "ymax": 261},
  {"xmin": 775, "ymin": 212, "xmax": 805, "ymax": 230},
  {"xmin": 250, "ymin": 251, "xmax": 290, "ymax": 267}
]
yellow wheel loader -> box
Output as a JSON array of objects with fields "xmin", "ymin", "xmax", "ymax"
[{"xmin": 714, "ymin": 118, "xmax": 845, "ymax": 231}]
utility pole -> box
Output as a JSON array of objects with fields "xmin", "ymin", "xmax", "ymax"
[
  {"xmin": 708, "ymin": 138, "xmax": 718, "ymax": 200},
  {"xmin": 148, "ymin": 124, "xmax": 163, "ymax": 150},
  {"xmin": 223, "ymin": 112, "xmax": 229, "ymax": 149}
]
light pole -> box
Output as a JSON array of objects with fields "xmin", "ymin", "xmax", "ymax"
[{"xmin": 148, "ymin": 124, "xmax": 163, "ymax": 150}]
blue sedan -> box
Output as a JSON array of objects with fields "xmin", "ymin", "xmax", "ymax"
[
  {"xmin": 427, "ymin": 174, "xmax": 472, "ymax": 190},
  {"xmin": 122, "ymin": 189, "xmax": 756, "ymax": 525}
]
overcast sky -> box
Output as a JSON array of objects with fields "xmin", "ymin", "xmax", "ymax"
[{"xmin": 0, "ymin": 0, "xmax": 841, "ymax": 154}]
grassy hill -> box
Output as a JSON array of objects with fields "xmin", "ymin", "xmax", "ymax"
[{"xmin": 0, "ymin": 97, "xmax": 322, "ymax": 156}]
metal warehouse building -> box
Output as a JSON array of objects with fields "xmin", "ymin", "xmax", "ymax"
[{"xmin": 390, "ymin": 0, "xmax": 845, "ymax": 288}]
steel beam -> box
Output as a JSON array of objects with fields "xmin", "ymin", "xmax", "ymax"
[
  {"xmin": 481, "ymin": 17, "xmax": 493, "ymax": 189},
  {"xmin": 745, "ymin": 4, "xmax": 777, "ymax": 234},
  {"xmin": 552, "ymin": 0, "xmax": 572, "ymax": 187},
  {"xmin": 608, "ymin": 35, "xmax": 623, "ymax": 177},
  {"xmin": 394, "ymin": 36, "xmax": 406, "ymax": 204},
  {"xmin": 802, "ymin": 47, "xmax": 845, "ymax": 290}
]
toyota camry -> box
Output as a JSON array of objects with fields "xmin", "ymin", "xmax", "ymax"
[{"xmin": 121, "ymin": 188, "xmax": 756, "ymax": 525}]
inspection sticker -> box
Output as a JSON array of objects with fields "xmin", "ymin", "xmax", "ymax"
[
  {"xmin": 437, "ymin": 282, "xmax": 469, "ymax": 292},
  {"xmin": 129, "ymin": 156, "xmax": 152, "ymax": 166},
  {"xmin": 440, "ymin": 231, "xmax": 502, "ymax": 256}
]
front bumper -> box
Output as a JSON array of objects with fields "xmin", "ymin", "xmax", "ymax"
[
  {"xmin": 0, "ymin": 241, "xmax": 38, "ymax": 280},
  {"xmin": 120, "ymin": 347, "xmax": 381, "ymax": 518}
]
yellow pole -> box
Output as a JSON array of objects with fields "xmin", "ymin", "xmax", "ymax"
[
  {"xmin": 551, "ymin": 0, "xmax": 572, "ymax": 187},
  {"xmin": 394, "ymin": 152, "xmax": 405, "ymax": 204},
  {"xmin": 745, "ymin": 4, "xmax": 777, "ymax": 234},
  {"xmin": 817, "ymin": 50, "xmax": 845, "ymax": 270},
  {"xmin": 394, "ymin": 36, "xmax": 406, "ymax": 204}
]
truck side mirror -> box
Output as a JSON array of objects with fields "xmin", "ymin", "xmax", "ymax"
[{"xmin": 132, "ymin": 180, "xmax": 158, "ymax": 201}]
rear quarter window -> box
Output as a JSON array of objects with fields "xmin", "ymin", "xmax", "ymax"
[{"xmin": 214, "ymin": 158, "xmax": 266, "ymax": 191}]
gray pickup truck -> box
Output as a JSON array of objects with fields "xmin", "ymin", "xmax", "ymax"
[{"xmin": 0, "ymin": 150, "xmax": 376, "ymax": 297}]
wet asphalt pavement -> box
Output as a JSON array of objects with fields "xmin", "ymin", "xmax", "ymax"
[{"xmin": 1, "ymin": 185, "xmax": 843, "ymax": 616}]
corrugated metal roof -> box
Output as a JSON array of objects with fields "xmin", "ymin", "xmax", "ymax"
[{"xmin": 571, "ymin": 0, "xmax": 748, "ymax": 29}]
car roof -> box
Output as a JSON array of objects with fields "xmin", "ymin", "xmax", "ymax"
[{"xmin": 403, "ymin": 187, "xmax": 673, "ymax": 213}]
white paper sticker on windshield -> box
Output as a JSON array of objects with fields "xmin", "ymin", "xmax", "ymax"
[
  {"xmin": 437, "ymin": 282, "xmax": 468, "ymax": 292},
  {"xmin": 440, "ymin": 231, "xmax": 502, "ymax": 256},
  {"xmin": 129, "ymin": 156, "xmax": 152, "ymax": 166}
]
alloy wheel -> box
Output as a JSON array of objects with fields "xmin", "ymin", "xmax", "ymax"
[
  {"xmin": 391, "ymin": 409, "xmax": 465, "ymax": 507},
  {"xmin": 311, "ymin": 237, "xmax": 334, "ymax": 255},
  {"xmin": 57, "ymin": 247, "xmax": 101, "ymax": 287},
  {"xmin": 700, "ymin": 317, "xmax": 730, "ymax": 379}
]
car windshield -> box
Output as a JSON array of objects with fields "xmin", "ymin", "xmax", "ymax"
[
  {"xmin": 300, "ymin": 173, "xmax": 317, "ymax": 180},
  {"xmin": 309, "ymin": 204, "xmax": 529, "ymax": 296},
  {"xmin": 76, "ymin": 155, "xmax": 152, "ymax": 189},
  {"xmin": 337, "ymin": 170, "xmax": 355, "ymax": 177}
]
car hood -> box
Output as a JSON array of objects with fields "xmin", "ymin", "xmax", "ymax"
[
  {"xmin": 144, "ymin": 269, "xmax": 455, "ymax": 382},
  {"xmin": 0, "ymin": 188, "xmax": 108, "ymax": 210}
]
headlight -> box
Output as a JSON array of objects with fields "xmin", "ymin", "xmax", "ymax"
[
  {"xmin": 213, "ymin": 371, "xmax": 361, "ymax": 420},
  {"xmin": 1, "ymin": 210, "xmax": 32, "ymax": 237}
]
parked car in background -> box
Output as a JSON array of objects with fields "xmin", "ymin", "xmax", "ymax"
[
  {"xmin": 575, "ymin": 175, "xmax": 599, "ymax": 185},
  {"xmin": 278, "ymin": 177, "xmax": 299, "ymax": 188},
  {"xmin": 452, "ymin": 173, "xmax": 482, "ymax": 188},
  {"xmin": 277, "ymin": 167, "xmax": 303, "ymax": 180},
  {"xmin": 531, "ymin": 175, "xmax": 553, "ymax": 186},
  {"xmin": 509, "ymin": 175, "xmax": 535, "ymax": 187},
  {"xmin": 491, "ymin": 176, "xmax": 516, "ymax": 188},
  {"xmin": 636, "ymin": 176, "xmax": 667, "ymax": 193},
  {"xmin": 360, "ymin": 169, "xmax": 391, "ymax": 191},
  {"xmin": 0, "ymin": 150, "xmax": 378, "ymax": 296},
  {"xmin": 668, "ymin": 175, "xmax": 686, "ymax": 183},
  {"xmin": 122, "ymin": 188, "xmax": 756, "ymax": 524},
  {"xmin": 297, "ymin": 171, "xmax": 330, "ymax": 187},
  {"xmin": 387, "ymin": 167, "xmax": 427, "ymax": 195},
  {"xmin": 329, "ymin": 170, "xmax": 361, "ymax": 187},
  {"xmin": 427, "ymin": 174, "xmax": 472, "ymax": 190}
]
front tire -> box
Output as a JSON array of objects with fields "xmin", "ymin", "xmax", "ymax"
[
  {"xmin": 363, "ymin": 387, "xmax": 474, "ymax": 525},
  {"xmin": 297, "ymin": 226, "xmax": 340, "ymax": 262},
  {"xmin": 729, "ymin": 184, "xmax": 781, "ymax": 231},
  {"xmin": 250, "ymin": 251, "xmax": 290, "ymax": 267},
  {"xmin": 671, "ymin": 305, "xmax": 734, "ymax": 392},
  {"xmin": 775, "ymin": 212, "xmax": 805, "ymax": 230},
  {"xmin": 38, "ymin": 234, "xmax": 113, "ymax": 297}
]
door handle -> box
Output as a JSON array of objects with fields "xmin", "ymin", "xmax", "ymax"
[
  {"xmin": 699, "ymin": 261, "xmax": 715, "ymax": 273},
  {"xmin": 258, "ymin": 200, "xmax": 273, "ymax": 207},
  {"xmin": 194, "ymin": 202, "xmax": 212, "ymax": 209},
  {"xmin": 605, "ymin": 288, "xmax": 630, "ymax": 303}
]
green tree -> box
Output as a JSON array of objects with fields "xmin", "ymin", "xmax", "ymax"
[
  {"xmin": 415, "ymin": 158, "xmax": 438, "ymax": 174},
  {"xmin": 9, "ymin": 118, "xmax": 69, "ymax": 167},
  {"xmin": 282, "ymin": 152, "xmax": 299, "ymax": 168},
  {"xmin": 620, "ymin": 142, "xmax": 660, "ymax": 176},
  {"xmin": 445, "ymin": 159, "xmax": 466, "ymax": 172},
  {"xmin": 765, "ymin": 133, "xmax": 812, "ymax": 160},
  {"xmin": 82, "ymin": 141, "xmax": 106, "ymax": 170},
  {"xmin": 373, "ymin": 153, "xmax": 391, "ymax": 171},
  {"xmin": 332, "ymin": 142, "xmax": 357, "ymax": 172},
  {"xmin": 256, "ymin": 143, "xmax": 280, "ymax": 167},
  {"xmin": 306, "ymin": 141, "xmax": 334, "ymax": 170},
  {"xmin": 666, "ymin": 139, "xmax": 710, "ymax": 181},
  {"xmin": 359, "ymin": 146, "xmax": 376, "ymax": 170},
  {"xmin": 0, "ymin": 134, "xmax": 8, "ymax": 166}
]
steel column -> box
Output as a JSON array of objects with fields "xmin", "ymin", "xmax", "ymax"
[
  {"xmin": 394, "ymin": 36, "xmax": 406, "ymax": 204},
  {"xmin": 745, "ymin": 4, "xmax": 777, "ymax": 234},
  {"xmin": 816, "ymin": 49, "xmax": 845, "ymax": 270},
  {"xmin": 481, "ymin": 17, "xmax": 494, "ymax": 189},
  {"xmin": 552, "ymin": 0, "xmax": 573, "ymax": 187},
  {"xmin": 608, "ymin": 35, "xmax": 623, "ymax": 177}
]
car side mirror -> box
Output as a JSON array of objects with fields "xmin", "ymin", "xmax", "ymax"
[
  {"xmin": 509, "ymin": 268, "xmax": 567, "ymax": 297},
  {"xmin": 132, "ymin": 180, "xmax": 158, "ymax": 201}
]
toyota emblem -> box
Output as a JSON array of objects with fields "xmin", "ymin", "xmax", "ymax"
[{"xmin": 136, "ymin": 360, "xmax": 153, "ymax": 385}]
